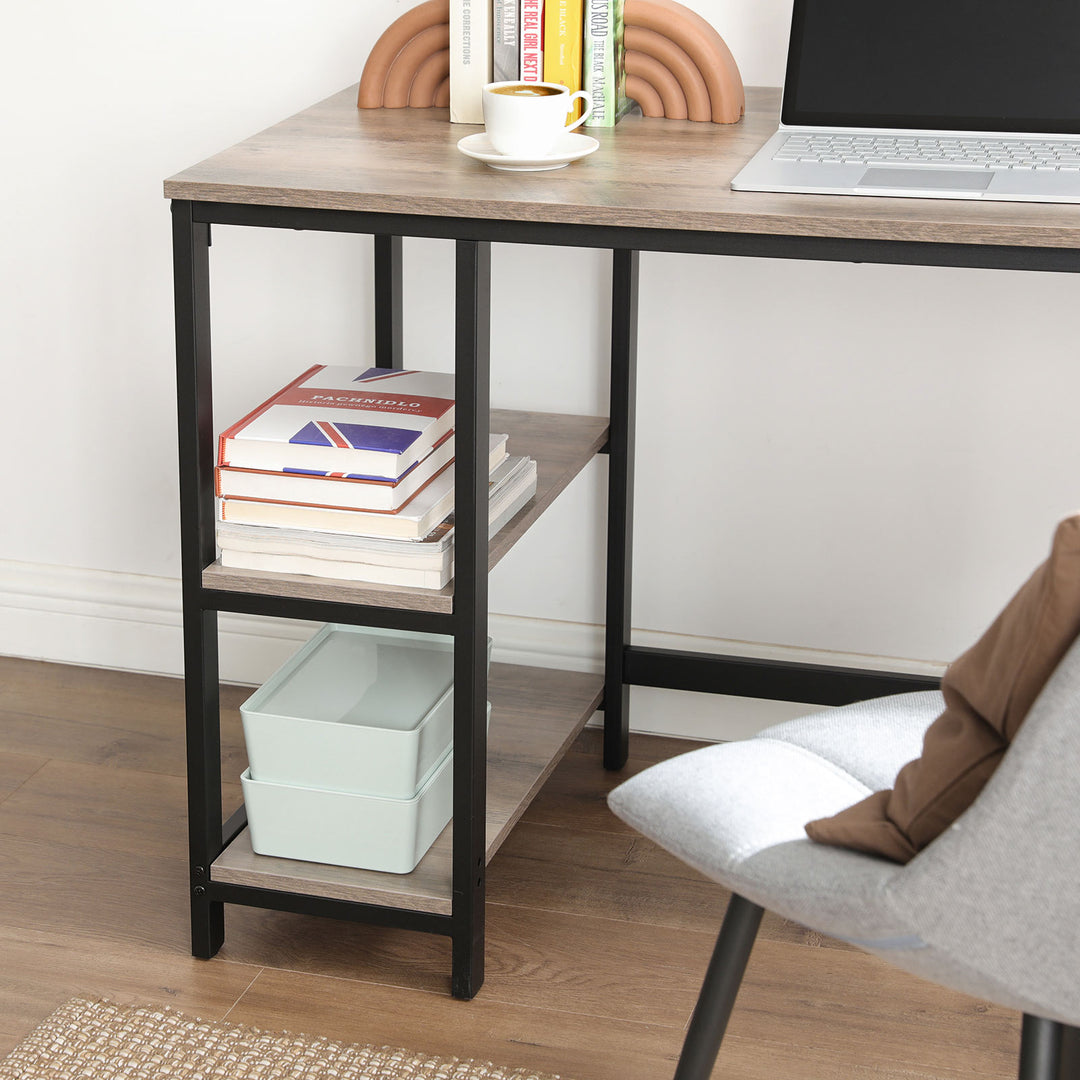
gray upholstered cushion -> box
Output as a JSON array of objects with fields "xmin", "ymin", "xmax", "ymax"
[
  {"xmin": 757, "ymin": 690, "xmax": 941, "ymax": 790},
  {"xmin": 606, "ymin": 698, "xmax": 928, "ymax": 947},
  {"xmin": 607, "ymin": 640, "xmax": 1080, "ymax": 1025}
]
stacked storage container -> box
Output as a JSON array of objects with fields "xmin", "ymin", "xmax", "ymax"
[{"xmin": 239, "ymin": 623, "xmax": 490, "ymax": 874}]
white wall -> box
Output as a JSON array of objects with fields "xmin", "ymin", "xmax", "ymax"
[{"xmin": 2, "ymin": 0, "xmax": 1077, "ymax": 739}]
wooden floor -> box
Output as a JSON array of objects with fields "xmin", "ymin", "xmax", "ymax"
[{"xmin": 0, "ymin": 655, "xmax": 1020, "ymax": 1079}]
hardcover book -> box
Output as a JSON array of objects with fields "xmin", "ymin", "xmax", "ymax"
[
  {"xmin": 217, "ymin": 366, "xmax": 455, "ymax": 482},
  {"xmin": 520, "ymin": 0, "xmax": 544, "ymax": 84},
  {"xmin": 493, "ymin": 0, "xmax": 521, "ymax": 81},
  {"xmin": 215, "ymin": 434, "xmax": 509, "ymax": 514},
  {"xmin": 450, "ymin": 0, "xmax": 494, "ymax": 122},
  {"xmin": 217, "ymin": 457, "xmax": 539, "ymax": 589},
  {"xmin": 583, "ymin": 0, "xmax": 631, "ymax": 127},
  {"xmin": 218, "ymin": 434, "xmax": 509, "ymax": 541},
  {"xmin": 544, "ymin": 0, "xmax": 584, "ymax": 119}
]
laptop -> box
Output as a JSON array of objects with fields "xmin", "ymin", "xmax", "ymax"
[{"xmin": 731, "ymin": 0, "xmax": 1080, "ymax": 203}]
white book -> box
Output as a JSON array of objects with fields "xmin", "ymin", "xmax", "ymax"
[
  {"xmin": 450, "ymin": 0, "xmax": 494, "ymax": 123},
  {"xmin": 216, "ymin": 521, "xmax": 455, "ymax": 567},
  {"xmin": 218, "ymin": 458, "xmax": 539, "ymax": 589},
  {"xmin": 218, "ymin": 366, "xmax": 455, "ymax": 481},
  {"xmin": 216, "ymin": 434, "xmax": 508, "ymax": 513},
  {"xmin": 216, "ymin": 455, "xmax": 533, "ymax": 565},
  {"xmin": 219, "ymin": 436, "xmax": 513, "ymax": 541},
  {"xmin": 219, "ymin": 549, "xmax": 455, "ymax": 589}
]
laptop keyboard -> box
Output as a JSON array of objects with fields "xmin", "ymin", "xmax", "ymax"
[{"xmin": 775, "ymin": 133, "xmax": 1080, "ymax": 171}]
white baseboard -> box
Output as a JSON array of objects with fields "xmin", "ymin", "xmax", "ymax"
[{"xmin": 0, "ymin": 560, "xmax": 945, "ymax": 742}]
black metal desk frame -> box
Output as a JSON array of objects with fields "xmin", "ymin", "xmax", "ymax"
[{"xmin": 172, "ymin": 196, "xmax": 1070, "ymax": 998}]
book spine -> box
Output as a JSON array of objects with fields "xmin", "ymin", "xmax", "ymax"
[
  {"xmin": 544, "ymin": 0, "xmax": 584, "ymax": 119},
  {"xmin": 583, "ymin": 0, "xmax": 629, "ymax": 127},
  {"xmin": 450, "ymin": 0, "xmax": 493, "ymax": 123},
  {"xmin": 493, "ymin": 0, "xmax": 521, "ymax": 82},
  {"xmin": 520, "ymin": 0, "xmax": 544, "ymax": 84}
]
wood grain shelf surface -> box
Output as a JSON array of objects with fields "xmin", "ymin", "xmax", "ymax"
[
  {"xmin": 2, "ymin": 655, "xmax": 1022, "ymax": 1077},
  {"xmin": 202, "ymin": 408, "xmax": 608, "ymax": 614},
  {"xmin": 164, "ymin": 85, "xmax": 1080, "ymax": 250},
  {"xmin": 210, "ymin": 663, "xmax": 605, "ymax": 915}
]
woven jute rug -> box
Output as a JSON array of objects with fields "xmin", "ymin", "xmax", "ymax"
[{"xmin": 0, "ymin": 998, "xmax": 565, "ymax": 1080}]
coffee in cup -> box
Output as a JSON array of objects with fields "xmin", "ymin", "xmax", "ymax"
[
  {"xmin": 481, "ymin": 81, "xmax": 593, "ymax": 158},
  {"xmin": 489, "ymin": 84, "xmax": 565, "ymax": 98}
]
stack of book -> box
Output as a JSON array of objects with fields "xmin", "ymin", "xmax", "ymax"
[
  {"xmin": 214, "ymin": 365, "xmax": 538, "ymax": 590},
  {"xmin": 452, "ymin": 0, "xmax": 630, "ymax": 127}
]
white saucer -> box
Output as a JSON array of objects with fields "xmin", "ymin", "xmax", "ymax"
[{"xmin": 457, "ymin": 131, "xmax": 599, "ymax": 171}]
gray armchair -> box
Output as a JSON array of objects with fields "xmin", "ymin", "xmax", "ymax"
[{"xmin": 607, "ymin": 637, "xmax": 1080, "ymax": 1079}]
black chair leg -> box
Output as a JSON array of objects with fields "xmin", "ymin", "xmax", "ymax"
[
  {"xmin": 1017, "ymin": 1015, "xmax": 1080, "ymax": 1080},
  {"xmin": 1059, "ymin": 1022, "xmax": 1080, "ymax": 1080},
  {"xmin": 673, "ymin": 894, "xmax": 765, "ymax": 1080}
]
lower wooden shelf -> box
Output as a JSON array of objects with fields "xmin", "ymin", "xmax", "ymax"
[{"xmin": 211, "ymin": 662, "xmax": 604, "ymax": 915}]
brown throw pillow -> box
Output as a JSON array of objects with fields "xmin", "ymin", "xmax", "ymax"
[{"xmin": 805, "ymin": 513, "xmax": 1080, "ymax": 864}]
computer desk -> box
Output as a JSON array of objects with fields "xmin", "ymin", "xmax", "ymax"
[{"xmin": 164, "ymin": 85, "xmax": 1080, "ymax": 997}]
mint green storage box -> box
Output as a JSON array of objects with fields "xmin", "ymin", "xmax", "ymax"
[
  {"xmin": 240, "ymin": 747, "xmax": 454, "ymax": 874},
  {"xmin": 240, "ymin": 623, "xmax": 491, "ymax": 800}
]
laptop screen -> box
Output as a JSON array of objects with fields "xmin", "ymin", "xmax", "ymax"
[{"xmin": 781, "ymin": 0, "xmax": 1080, "ymax": 134}]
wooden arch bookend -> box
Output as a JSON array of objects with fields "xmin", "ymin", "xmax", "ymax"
[
  {"xmin": 357, "ymin": 0, "xmax": 452, "ymax": 109},
  {"xmin": 624, "ymin": 0, "xmax": 743, "ymax": 122},
  {"xmin": 357, "ymin": 0, "xmax": 744, "ymax": 123}
]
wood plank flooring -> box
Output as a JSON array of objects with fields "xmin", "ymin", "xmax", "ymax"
[{"xmin": 0, "ymin": 655, "xmax": 1020, "ymax": 1078}]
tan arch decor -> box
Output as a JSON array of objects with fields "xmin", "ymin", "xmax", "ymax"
[
  {"xmin": 624, "ymin": 0, "xmax": 743, "ymax": 122},
  {"xmin": 357, "ymin": 0, "xmax": 743, "ymax": 123},
  {"xmin": 357, "ymin": 0, "xmax": 451, "ymax": 109}
]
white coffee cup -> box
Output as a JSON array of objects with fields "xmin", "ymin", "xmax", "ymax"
[{"xmin": 481, "ymin": 81, "xmax": 593, "ymax": 158}]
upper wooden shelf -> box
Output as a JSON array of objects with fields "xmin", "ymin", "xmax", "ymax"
[
  {"xmin": 203, "ymin": 408, "xmax": 608, "ymax": 614},
  {"xmin": 164, "ymin": 85, "xmax": 1080, "ymax": 250}
]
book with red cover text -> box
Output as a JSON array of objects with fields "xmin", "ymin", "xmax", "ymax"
[
  {"xmin": 218, "ymin": 434, "xmax": 509, "ymax": 540},
  {"xmin": 217, "ymin": 366, "xmax": 455, "ymax": 482},
  {"xmin": 521, "ymin": 0, "xmax": 544, "ymax": 83},
  {"xmin": 215, "ymin": 432, "xmax": 508, "ymax": 513}
]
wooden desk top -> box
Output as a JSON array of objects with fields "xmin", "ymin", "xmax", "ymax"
[{"xmin": 165, "ymin": 86, "xmax": 1080, "ymax": 250}]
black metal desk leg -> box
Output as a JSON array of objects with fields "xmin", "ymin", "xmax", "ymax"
[
  {"xmin": 374, "ymin": 234, "xmax": 403, "ymax": 369},
  {"xmin": 171, "ymin": 200, "xmax": 225, "ymax": 958},
  {"xmin": 184, "ymin": 609, "xmax": 224, "ymax": 956},
  {"xmin": 604, "ymin": 248, "xmax": 639, "ymax": 770},
  {"xmin": 451, "ymin": 239, "xmax": 491, "ymax": 999}
]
